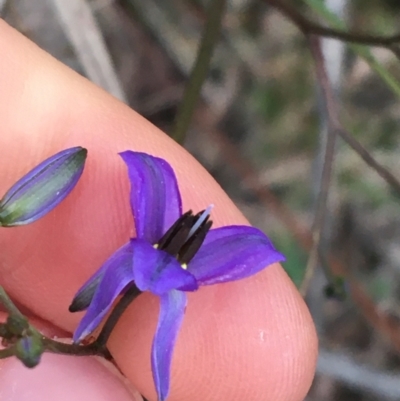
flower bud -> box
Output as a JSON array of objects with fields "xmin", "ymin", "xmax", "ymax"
[
  {"xmin": 15, "ymin": 335, "xmax": 44, "ymax": 368},
  {"xmin": 0, "ymin": 147, "xmax": 87, "ymax": 226}
]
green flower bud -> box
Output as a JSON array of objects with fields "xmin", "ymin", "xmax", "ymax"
[
  {"xmin": 15, "ymin": 335, "xmax": 44, "ymax": 368},
  {"xmin": 0, "ymin": 147, "xmax": 87, "ymax": 226}
]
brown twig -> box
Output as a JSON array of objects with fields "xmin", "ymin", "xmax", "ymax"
[
  {"xmin": 267, "ymin": 2, "xmax": 400, "ymax": 195},
  {"xmin": 266, "ymin": 0, "xmax": 400, "ymax": 47},
  {"xmin": 336, "ymin": 129, "xmax": 400, "ymax": 195},
  {"xmin": 300, "ymin": 35, "xmax": 338, "ymax": 296},
  {"xmin": 42, "ymin": 337, "xmax": 109, "ymax": 358},
  {"xmin": 299, "ymin": 36, "xmax": 400, "ymax": 349}
]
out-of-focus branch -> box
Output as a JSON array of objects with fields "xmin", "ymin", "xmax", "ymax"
[
  {"xmin": 336, "ymin": 129, "xmax": 400, "ymax": 195},
  {"xmin": 285, "ymin": 3, "xmax": 400, "ymax": 195},
  {"xmin": 302, "ymin": 0, "xmax": 347, "ymax": 316},
  {"xmin": 171, "ymin": 0, "xmax": 227, "ymax": 144},
  {"xmin": 304, "ymin": 0, "xmax": 400, "ymax": 98},
  {"xmin": 298, "ymin": 32, "xmax": 400, "ymax": 346},
  {"xmin": 304, "ymin": 36, "xmax": 400, "ymax": 195},
  {"xmin": 300, "ymin": 35, "xmax": 339, "ymax": 297},
  {"xmin": 123, "ymin": 0, "xmax": 238, "ymax": 112},
  {"xmin": 267, "ymin": 0, "xmax": 400, "ymax": 98},
  {"xmin": 266, "ymin": 0, "xmax": 400, "ymax": 47}
]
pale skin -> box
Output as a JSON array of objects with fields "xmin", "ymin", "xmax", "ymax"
[{"xmin": 0, "ymin": 20, "xmax": 317, "ymax": 401}]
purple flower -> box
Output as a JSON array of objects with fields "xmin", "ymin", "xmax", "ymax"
[
  {"xmin": 0, "ymin": 147, "xmax": 87, "ymax": 226},
  {"xmin": 71, "ymin": 151, "xmax": 284, "ymax": 401}
]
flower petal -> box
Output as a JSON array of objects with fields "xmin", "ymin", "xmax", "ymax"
[
  {"xmin": 69, "ymin": 243, "xmax": 132, "ymax": 312},
  {"xmin": 73, "ymin": 248, "xmax": 135, "ymax": 342},
  {"xmin": 188, "ymin": 225, "xmax": 285, "ymax": 285},
  {"xmin": 152, "ymin": 290, "xmax": 186, "ymax": 401},
  {"xmin": 131, "ymin": 238, "xmax": 198, "ymax": 295},
  {"xmin": 0, "ymin": 147, "xmax": 87, "ymax": 226},
  {"xmin": 119, "ymin": 151, "xmax": 182, "ymax": 244}
]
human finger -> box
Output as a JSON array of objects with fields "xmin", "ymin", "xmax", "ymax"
[{"xmin": 0, "ymin": 20, "xmax": 317, "ymax": 401}]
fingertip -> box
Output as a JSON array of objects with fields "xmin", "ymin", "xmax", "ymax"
[
  {"xmin": 0, "ymin": 353, "xmax": 142, "ymax": 401},
  {"xmin": 109, "ymin": 263, "xmax": 317, "ymax": 401},
  {"xmin": 0, "ymin": 19, "xmax": 317, "ymax": 401}
]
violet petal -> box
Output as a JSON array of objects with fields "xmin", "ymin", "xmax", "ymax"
[
  {"xmin": 131, "ymin": 238, "xmax": 198, "ymax": 295},
  {"xmin": 69, "ymin": 242, "xmax": 132, "ymax": 312},
  {"xmin": 151, "ymin": 290, "xmax": 186, "ymax": 401},
  {"xmin": 188, "ymin": 225, "xmax": 285, "ymax": 285},
  {"xmin": 119, "ymin": 151, "xmax": 182, "ymax": 244},
  {"xmin": 73, "ymin": 250, "xmax": 135, "ymax": 342},
  {"xmin": 0, "ymin": 147, "xmax": 87, "ymax": 226}
]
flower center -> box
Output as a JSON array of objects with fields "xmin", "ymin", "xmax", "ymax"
[{"xmin": 156, "ymin": 207, "xmax": 213, "ymax": 265}]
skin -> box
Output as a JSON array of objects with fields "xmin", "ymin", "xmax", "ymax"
[{"xmin": 0, "ymin": 20, "xmax": 317, "ymax": 401}]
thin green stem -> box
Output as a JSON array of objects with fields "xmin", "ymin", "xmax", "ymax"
[
  {"xmin": 0, "ymin": 286, "xmax": 108, "ymax": 358},
  {"xmin": 0, "ymin": 345, "xmax": 16, "ymax": 359},
  {"xmin": 171, "ymin": 0, "xmax": 227, "ymax": 144},
  {"xmin": 0, "ymin": 286, "xmax": 24, "ymax": 318},
  {"xmin": 43, "ymin": 285, "xmax": 142, "ymax": 356},
  {"xmin": 0, "ymin": 323, "xmax": 7, "ymax": 337}
]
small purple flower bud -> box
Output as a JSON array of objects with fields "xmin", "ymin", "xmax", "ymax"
[
  {"xmin": 15, "ymin": 335, "xmax": 44, "ymax": 368},
  {"xmin": 0, "ymin": 147, "xmax": 87, "ymax": 227}
]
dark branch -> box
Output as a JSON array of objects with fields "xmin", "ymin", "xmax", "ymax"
[
  {"xmin": 171, "ymin": 0, "xmax": 227, "ymax": 144},
  {"xmin": 96, "ymin": 286, "xmax": 142, "ymax": 346},
  {"xmin": 301, "ymin": 35, "xmax": 338, "ymax": 296},
  {"xmin": 266, "ymin": 0, "xmax": 400, "ymax": 47}
]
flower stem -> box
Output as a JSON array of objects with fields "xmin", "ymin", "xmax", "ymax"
[
  {"xmin": 96, "ymin": 286, "xmax": 142, "ymax": 346},
  {"xmin": 42, "ymin": 337, "xmax": 110, "ymax": 358},
  {"xmin": 0, "ymin": 286, "xmax": 24, "ymax": 318},
  {"xmin": 171, "ymin": 0, "xmax": 227, "ymax": 145},
  {"xmin": 0, "ymin": 345, "xmax": 16, "ymax": 359},
  {"xmin": 0, "ymin": 286, "xmax": 109, "ymax": 359},
  {"xmin": 40, "ymin": 284, "xmax": 142, "ymax": 357}
]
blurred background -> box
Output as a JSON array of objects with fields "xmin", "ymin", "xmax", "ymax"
[{"xmin": 2, "ymin": 0, "xmax": 400, "ymax": 399}]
